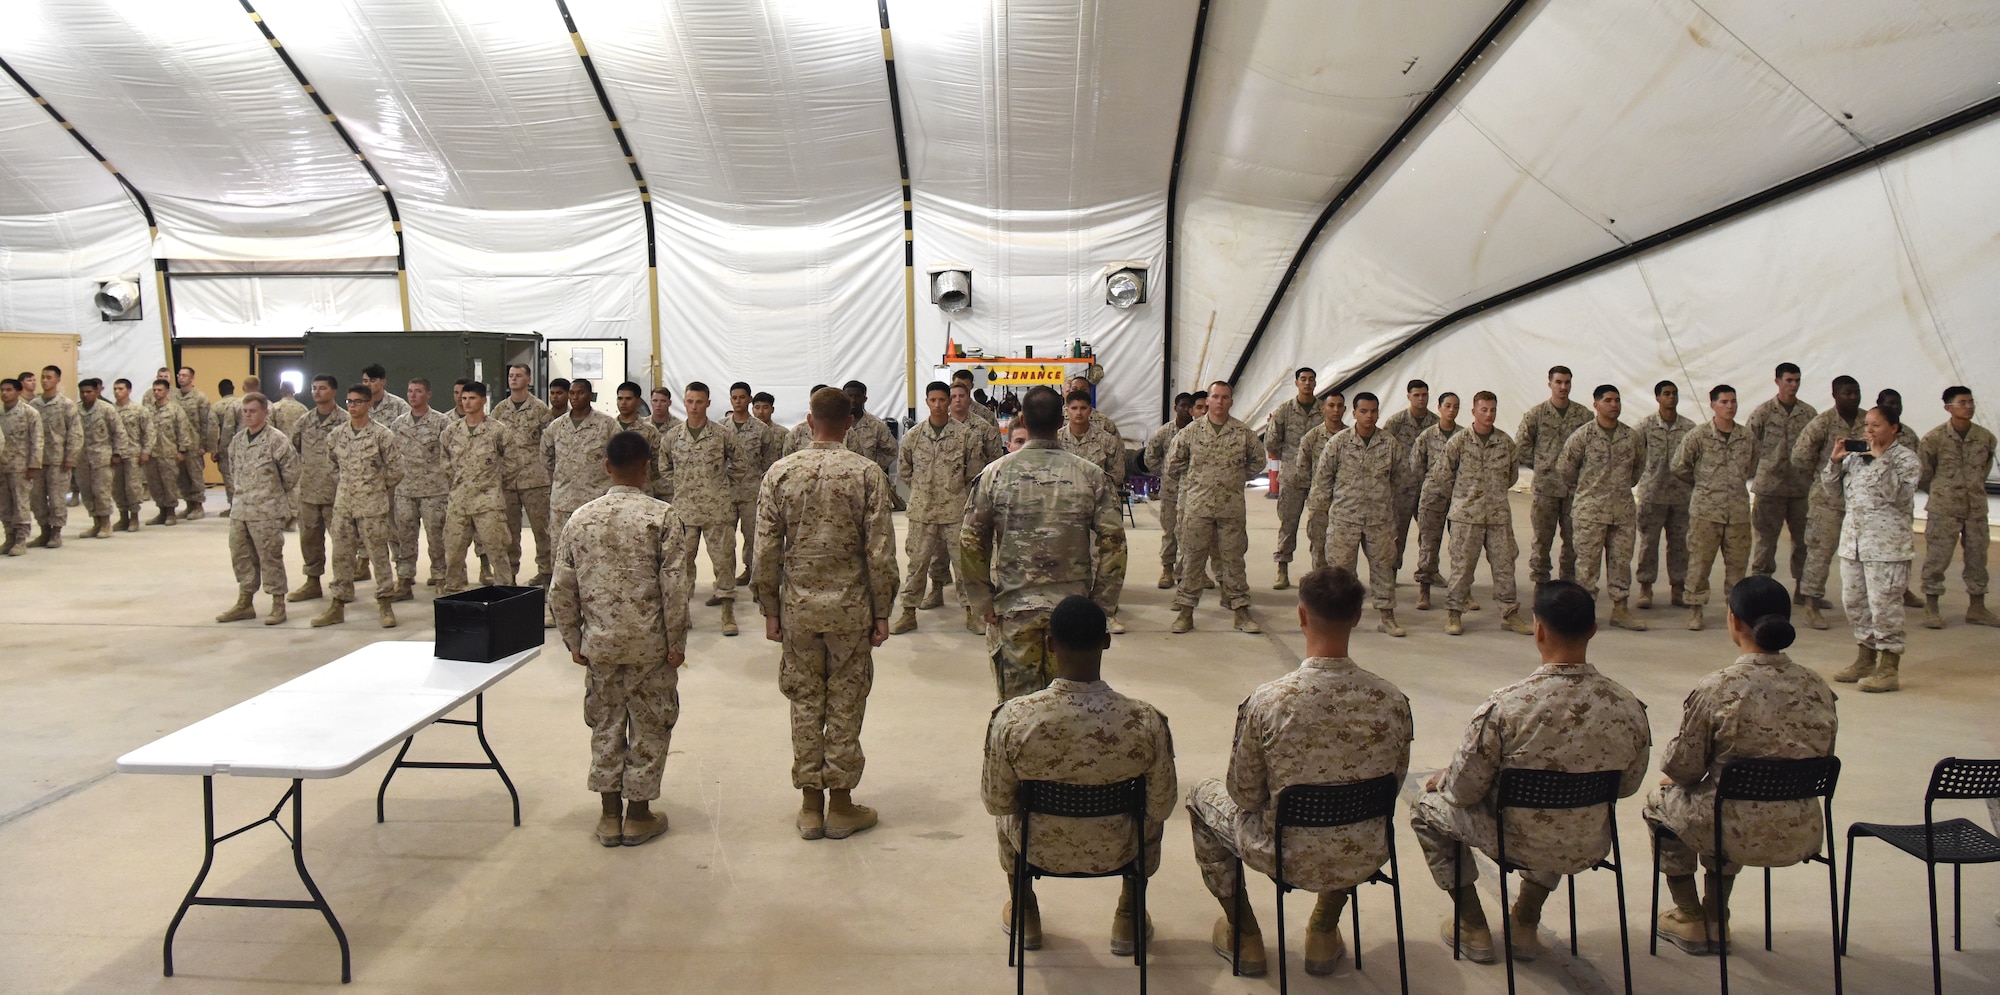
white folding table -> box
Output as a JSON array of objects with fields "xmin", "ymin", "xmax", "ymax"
[{"xmin": 117, "ymin": 641, "xmax": 540, "ymax": 984}]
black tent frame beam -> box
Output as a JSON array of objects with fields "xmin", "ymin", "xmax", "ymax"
[
  {"xmin": 879, "ymin": 0, "xmax": 919, "ymax": 427},
  {"xmin": 0, "ymin": 55, "xmax": 178, "ymax": 354},
  {"xmin": 1161, "ymin": 0, "xmax": 1212, "ymax": 419},
  {"xmin": 1227, "ymin": 0, "xmax": 1535, "ymax": 386},
  {"xmin": 1330, "ymin": 91, "xmax": 2000, "ymax": 395}
]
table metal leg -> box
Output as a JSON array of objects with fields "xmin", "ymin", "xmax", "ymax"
[
  {"xmin": 375, "ymin": 692, "xmax": 521, "ymax": 826},
  {"xmin": 163, "ymin": 776, "xmax": 352, "ymax": 983}
]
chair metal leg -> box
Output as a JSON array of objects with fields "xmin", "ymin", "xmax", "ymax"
[
  {"xmin": 1453, "ymin": 843, "xmax": 1463, "ymax": 961},
  {"xmin": 1275, "ymin": 880, "xmax": 1288, "ymax": 995},
  {"xmin": 1499, "ymin": 816, "xmax": 1516, "ymax": 995},
  {"xmin": 1840, "ymin": 833, "xmax": 1857, "ymax": 955},
  {"xmin": 1612, "ymin": 832, "xmax": 1634, "ymax": 995},
  {"xmin": 1952, "ymin": 862, "xmax": 1961, "ymax": 952},
  {"xmin": 1388, "ymin": 842, "xmax": 1410, "ymax": 995},
  {"xmin": 1826, "ymin": 845, "xmax": 1843, "ymax": 995},
  {"xmin": 1136, "ymin": 868, "xmax": 1148, "ymax": 995},
  {"xmin": 1352, "ymin": 885, "xmax": 1362, "ymax": 972},
  {"xmin": 1928, "ymin": 860, "xmax": 1942, "ymax": 995},
  {"xmin": 1230, "ymin": 858, "xmax": 1242, "ymax": 977},
  {"xmin": 1649, "ymin": 826, "xmax": 1663, "ymax": 956},
  {"xmin": 1765, "ymin": 866, "xmax": 1774, "ymax": 951}
]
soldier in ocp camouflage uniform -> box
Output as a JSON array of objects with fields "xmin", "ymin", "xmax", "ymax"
[
  {"xmin": 1917, "ymin": 387, "xmax": 1998, "ymax": 628},
  {"xmin": 287, "ymin": 378, "xmax": 344, "ymax": 601},
  {"xmin": 215, "ymin": 394, "xmax": 298, "ymax": 626},
  {"xmin": 983, "ymin": 596, "xmax": 1176, "ymax": 958},
  {"xmin": 962, "ymin": 386, "xmax": 1125, "ymax": 701},
  {"xmin": 317, "ymin": 385, "xmax": 401, "ymax": 628},
  {"xmin": 1381, "ymin": 380, "xmax": 1439, "ymax": 574},
  {"xmin": 111, "ymin": 379, "xmax": 153, "ymax": 531},
  {"xmin": 1168, "ymin": 383, "xmax": 1266, "ymax": 633},
  {"xmin": 661, "ymin": 383, "xmax": 741, "ymax": 634},
  {"xmin": 439, "ymin": 383, "xmax": 517, "ymax": 592},
  {"xmin": 0, "ymin": 379, "xmax": 40, "ymax": 554},
  {"xmin": 1645, "ymin": 575, "xmax": 1837, "ymax": 955},
  {"xmin": 1142, "ymin": 392, "xmax": 1196, "ymax": 588},
  {"xmin": 550, "ymin": 431, "xmax": 695, "ymax": 848},
  {"xmin": 28, "ymin": 367, "xmax": 80, "ymax": 547},
  {"xmin": 1788, "ymin": 377, "xmax": 1866, "ymax": 628},
  {"xmin": 1517, "ymin": 366, "xmax": 1590, "ymax": 586},
  {"xmin": 754, "ymin": 386, "xmax": 900, "ymax": 842},
  {"xmin": 1294, "ymin": 392, "xmax": 1347, "ymax": 575},
  {"xmin": 171, "ymin": 367, "xmax": 215, "ymax": 519},
  {"xmin": 72, "ymin": 379, "xmax": 132, "ymax": 539},
  {"xmin": 144, "ymin": 380, "xmax": 194, "ymax": 527},
  {"xmin": 389, "ymin": 381, "xmax": 452, "ymax": 595},
  {"xmin": 891, "ymin": 383, "xmax": 980, "ymax": 634},
  {"xmin": 1265, "ymin": 367, "xmax": 1319, "ymax": 590},
  {"xmin": 1187, "ymin": 567, "xmax": 1411, "ymax": 977},
  {"xmin": 1635, "ymin": 381, "xmax": 1695, "ymax": 610},
  {"xmin": 494, "ymin": 366, "xmax": 554, "ymax": 585},
  {"xmin": 1555, "ymin": 384, "xmax": 1649, "ymax": 628},
  {"xmin": 1411, "ymin": 582, "xmax": 1650, "ymax": 964},
  {"xmin": 1745, "ymin": 364, "xmax": 1816, "ymax": 583},
  {"xmin": 1432, "ymin": 392, "xmax": 1533, "ymax": 635},
  {"xmin": 1825, "ymin": 407, "xmax": 1922, "ymax": 692},
  {"xmin": 1308, "ymin": 393, "xmax": 1406, "ymax": 634},
  {"xmin": 1407, "ymin": 393, "xmax": 1463, "ymax": 609},
  {"xmin": 1671, "ymin": 386, "xmax": 1756, "ymax": 630}
]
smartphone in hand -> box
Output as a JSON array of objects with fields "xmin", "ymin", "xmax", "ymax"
[{"xmin": 1843, "ymin": 439, "xmax": 1869, "ymax": 453}]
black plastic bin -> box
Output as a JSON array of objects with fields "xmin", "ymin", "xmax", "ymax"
[{"xmin": 435, "ymin": 586, "xmax": 547, "ymax": 663}]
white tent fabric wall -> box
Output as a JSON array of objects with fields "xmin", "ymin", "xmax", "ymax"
[
  {"xmin": 170, "ymin": 274, "xmax": 403, "ymax": 337},
  {"xmin": 1170, "ymin": 0, "xmax": 1511, "ymax": 404},
  {"xmin": 0, "ymin": 85, "xmax": 162, "ymax": 379},
  {"xmin": 889, "ymin": 0, "xmax": 1197, "ymax": 437},
  {"xmin": 572, "ymin": 0, "xmax": 905, "ymax": 425},
  {"xmin": 1340, "ymin": 114, "xmax": 2000, "ymax": 444},
  {"xmin": 1223, "ymin": 0, "xmax": 2000, "ymax": 424},
  {"xmin": 254, "ymin": 0, "xmax": 650, "ymax": 378}
]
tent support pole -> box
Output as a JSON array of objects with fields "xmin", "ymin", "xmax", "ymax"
[
  {"xmin": 1163, "ymin": 0, "xmax": 1211, "ymax": 420},
  {"xmin": 1227, "ymin": 0, "xmax": 1536, "ymax": 386},
  {"xmin": 237, "ymin": 1, "xmax": 409, "ymax": 330},
  {"xmin": 879, "ymin": 1, "xmax": 919, "ymax": 428},
  {"xmin": 1330, "ymin": 91, "xmax": 2000, "ymax": 395}
]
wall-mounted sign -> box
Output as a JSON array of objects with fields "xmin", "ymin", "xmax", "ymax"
[{"xmin": 987, "ymin": 364, "xmax": 1069, "ymax": 385}]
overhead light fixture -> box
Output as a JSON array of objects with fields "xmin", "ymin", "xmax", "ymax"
[
  {"xmin": 1103, "ymin": 264, "xmax": 1148, "ymax": 309},
  {"xmin": 94, "ymin": 274, "xmax": 143, "ymax": 321},
  {"xmin": 928, "ymin": 267, "xmax": 972, "ymax": 313}
]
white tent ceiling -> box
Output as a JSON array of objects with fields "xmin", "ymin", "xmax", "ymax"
[{"xmin": 0, "ymin": 0, "xmax": 1995, "ymax": 432}]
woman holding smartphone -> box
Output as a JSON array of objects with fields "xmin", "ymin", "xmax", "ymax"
[{"xmin": 1824, "ymin": 406, "xmax": 1922, "ymax": 691}]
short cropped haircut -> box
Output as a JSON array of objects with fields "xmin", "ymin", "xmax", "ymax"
[
  {"xmin": 843, "ymin": 379, "xmax": 868, "ymax": 395},
  {"xmin": 1174, "ymin": 392, "xmax": 1192, "ymax": 406},
  {"xmin": 454, "ymin": 377, "xmax": 473, "ymax": 388},
  {"xmin": 1654, "ymin": 380, "xmax": 1676, "ymax": 397},
  {"xmin": 926, "ymin": 381, "xmax": 950, "ymax": 398},
  {"xmin": 1295, "ymin": 367, "xmax": 1316, "ymax": 379},
  {"xmin": 550, "ymin": 377, "xmax": 571, "ymax": 391},
  {"xmin": 606, "ymin": 431, "xmax": 651, "ymax": 469},
  {"xmin": 1775, "ymin": 362, "xmax": 1801, "ymax": 378},
  {"xmin": 347, "ymin": 384, "xmax": 372, "ymax": 400},
  {"xmin": 407, "ymin": 377, "xmax": 431, "ymax": 391},
  {"xmin": 683, "ymin": 381, "xmax": 709, "ymax": 397},
  {"xmin": 1593, "ymin": 384, "xmax": 1619, "ymax": 401},
  {"xmin": 1208, "ymin": 380, "xmax": 1231, "ymax": 392},
  {"xmin": 1406, "ymin": 379, "xmax": 1428, "ymax": 392},
  {"xmin": 1709, "ymin": 384, "xmax": 1735, "ymax": 402},
  {"xmin": 617, "ymin": 381, "xmax": 643, "ymax": 398},
  {"xmin": 1324, "ymin": 390, "xmax": 1344, "ymax": 402},
  {"xmin": 0, "ymin": 379, "xmax": 18, "ymax": 391},
  {"xmin": 569, "ymin": 379, "xmax": 595, "ymax": 398},
  {"xmin": 1437, "ymin": 391, "xmax": 1458, "ymax": 404},
  {"xmin": 1533, "ymin": 580, "xmax": 1596, "ymax": 639},
  {"xmin": 752, "ymin": 391, "xmax": 774, "ymax": 406},
  {"xmin": 1190, "ymin": 390, "xmax": 1208, "ymax": 402},
  {"xmin": 1943, "ymin": 385, "xmax": 1972, "ymax": 403},
  {"xmin": 216, "ymin": 379, "xmax": 234, "ymax": 395},
  {"xmin": 152, "ymin": 378, "xmax": 170, "ymax": 389},
  {"xmin": 651, "ymin": 387, "xmax": 671, "ymax": 400},
  {"xmin": 242, "ymin": 392, "xmax": 269, "ymax": 410},
  {"xmin": 1548, "ymin": 365, "xmax": 1572, "ymax": 379},
  {"xmin": 114, "ymin": 378, "xmax": 132, "ymax": 389},
  {"xmin": 951, "ymin": 368, "xmax": 975, "ymax": 383},
  {"xmin": 1831, "ymin": 375, "xmax": 1858, "ymax": 390},
  {"xmin": 44, "ymin": 364, "xmax": 63, "ymax": 377},
  {"xmin": 1048, "ymin": 595, "xmax": 1108, "ymax": 650},
  {"xmin": 362, "ymin": 364, "xmax": 387, "ymax": 380},
  {"xmin": 1299, "ymin": 566, "xmax": 1365, "ymax": 625},
  {"xmin": 462, "ymin": 380, "xmax": 488, "ymax": 397},
  {"xmin": 313, "ymin": 374, "xmax": 338, "ymax": 389},
  {"xmin": 507, "ymin": 363, "xmax": 532, "ymax": 377},
  {"xmin": 1020, "ymin": 385, "xmax": 1064, "ymax": 433},
  {"xmin": 1064, "ymin": 388, "xmax": 1093, "ymax": 406},
  {"xmin": 810, "ymin": 385, "xmax": 854, "ymax": 423},
  {"xmin": 1472, "ymin": 390, "xmax": 1497, "ymax": 406},
  {"xmin": 1352, "ymin": 391, "xmax": 1379, "ymax": 407},
  {"xmin": 730, "ymin": 381, "xmax": 752, "ymax": 395}
]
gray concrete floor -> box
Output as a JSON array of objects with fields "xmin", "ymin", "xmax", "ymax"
[{"xmin": 1, "ymin": 486, "xmax": 1996, "ymax": 994}]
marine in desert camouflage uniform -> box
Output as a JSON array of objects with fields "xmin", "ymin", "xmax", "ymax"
[
  {"xmin": 1744, "ymin": 363, "xmax": 1816, "ymax": 584},
  {"xmin": 1265, "ymin": 368, "xmax": 1319, "ymax": 589},
  {"xmin": 1788, "ymin": 376, "xmax": 1865, "ymax": 628},
  {"xmin": 389, "ymin": 381, "xmax": 452, "ymax": 595},
  {"xmin": 1430, "ymin": 392, "xmax": 1533, "ymax": 635},
  {"xmin": 890, "ymin": 383, "xmax": 980, "ymax": 634},
  {"xmin": 1381, "ymin": 380, "xmax": 1439, "ymax": 575},
  {"xmin": 1916, "ymin": 387, "xmax": 1998, "ymax": 629},
  {"xmin": 317, "ymin": 385, "xmax": 402, "ymax": 628},
  {"xmin": 0, "ymin": 379, "xmax": 41, "ymax": 554},
  {"xmin": 1554, "ymin": 384, "xmax": 1649, "ymax": 628},
  {"xmin": 753, "ymin": 386, "xmax": 900, "ymax": 842},
  {"xmin": 286, "ymin": 378, "xmax": 344, "ymax": 601},
  {"xmin": 215, "ymin": 394, "xmax": 298, "ymax": 626},
  {"xmin": 111, "ymin": 380, "xmax": 153, "ymax": 531},
  {"xmin": 1671, "ymin": 385, "xmax": 1756, "ymax": 631},
  {"xmin": 1143, "ymin": 392, "xmax": 1196, "ymax": 588},
  {"xmin": 71, "ymin": 379, "xmax": 132, "ymax": 539},
  {"xmin": 439, "ymin": 382, "xmax": 517, "ymax": 592},
  {"xmin": 1635, "ymin": 381, "xmax": 1695, "ymax": 611},
  {"xmin": 1517, "ymin": 366, "xmax": 1590, "ymax": 586},
  {"xmin": 1407, "ymin": 393, "xmax": 1464, "ymax": 609},
  {"xmin": 1167, "ymin": 382, "xmax": 1266, "ymax": 634},
  {"xmin": 1308, "ymin": 393, "xmax": 1405, "ymax": 634},
  {"xmin": 1294, "ymin": 392, "xmax": 1347, "ymax": 575},
  {"xmin": 28, "ymin": 367, "xmax": 80, "ymax": 546},
  {"xmin": 661, "ymin": 383, "xmax": 742, "ymax": 633}
]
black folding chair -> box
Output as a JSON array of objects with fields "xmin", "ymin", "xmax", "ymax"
[
  {"xmin": 1009, "ymin": 776, "xmax": 1149, "ymax": 995},
  {"xmin": 1649, "ymin": 755, "xmax": 1842, "ymax": 995},
  {"xmin": 1454, "ymin": 768, "xmax": 1632, "ymax": 995},
  {"xmin": 1842, "ymin": 757, "xmax": 2000, "ymax": 995},
  {"xmin": 1229, "ymin": 773, "xmax": 1407, "ymax": 995}
]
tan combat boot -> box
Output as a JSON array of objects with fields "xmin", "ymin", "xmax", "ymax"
[
  {"xmin": 1273, "ymin": 562, "xmax": 1290, "ymax": 590},
  {"xmin": 1376, "ymin": 610, "xmax": 1406, "ymax": 638},
  {"xmin": 1204, "ymin": 572, "xmax": 1216, "ymax": 590},
  {"xmin": 311, "ymin": 600, "xmax": 346, "ymax": 628},
  {"xmin": 1441, "ymin": 886, "xmax": 1496, "ymax": 963},
  {"xmin": 183, "ymin": 499, "xmax": 203, "ymax": 521},
  {"xmin": 264, "ymin": 600, "xmax": 286, "ymax": 625},
  {"xmin": 44, "ymin": 529, "xmax": 62, "ymax": 549},
  {"xmin": 1636, "ymin": 583, "xmax": 1653, "ymax": 609},
  {"xmin": 920, "ymin": 587, "xmax": 944, "ymax": 610},
  {"xmin": 1109, "ymin": 880, "xmax": 1153, "ymax": 957},
  {"xmin": 1446, "ymin": 610, "xmax": 1465, "ymax": 636},
  {"xmin": 27, "ymin": 528, "xmax": 51, "ymax": 548},
  {"xmin": 1685, "ymin": 605, "xmax": 1704, "ymax": 631},
  {"xmin": 719, "ymin": 601, "xmax": 739, "ymax": 637},
  {"xmin": 1509, "ymin": 878, "xmax": 1553, "ymax": 961},
  {"xmin": 1804, "ymin": 602, "xmax": 1829, "ymax": 630},
  {"xmin": 378, "ymin": 601, "xmax": 397, "ymax": 628},
  {"xmin": 1210, "ymin": 901, "xmax": 1266, "ymax": 976},
  {"xmin": 889, "ymin": 607, "xmax": 918, "ymax": 635},
  {"xmin": 1158, "ymin": 566, "xmax": 1174, "ymax": 590},
  {"xmin": 1108, "ymin": 613, "xmax": 1126, "ymax": 635},
  {"xmin": 824, "ymin": 789, "xmax": 877, "ymax": 839},
  {"xmin": 1969, "ymin": 595, "xmax": 2000, "ymax": 627},
  {"xmin": 797, "ymin": 788, "xmax": 826, "ymax": 840},
  {"xmin": 215, "ymin": 594, "xmax": 257, "ymax": 623},
  {"xmin": 392, "ymin": 579, "xmax": 415, "ymax": 603},
  {"xmin": 114, "ymin": 510, "xmax": 130, "ymax": 532},
  {"xmin": 1004, "ymin": 878, "xmax": 1043, "ymax": 951},
  {"xmin": 1670, "ymin": 583, "xmax": 1687, "ymax": 607},
  {"xmin": 1902, "ymin": 588, "xmax": 1922, "ymax": 608},
  {"xmin": 287, "ymin": 577, "xmax": 323, "ymax": 602},
  {"xmin": 596, "ymin": 793, "xmax": 624, "ymax": 847},
  {"xmin": 81, "ymin": 516, "xmax": 107, "ymax": 539},
  {"xmin": 621, "ymin": 801, "xmax": 667, "ymax": 846},
  {"xmin": 1233, "ymin": 607, "xmax": 1261, "ymax": 634},
  {"xmin": 965, "ymin": 607, "xmax": 982, "ymax": 633},
  {"xmin": 1417, "ymin": 583, "xmax": 1432, "ymax": 610},
  {"xmin": 1831, "ymin": 644, "xmax": 1876, "ymax": 683},
  {"xmin": 735, "ymin": 568, "xmax": 752, "ymax": 586},
  {"xmin": 1502, "ymin": 608, "xmax": 1534, "ymax": 635},
  {"xmin": 1610, "ymin": 598, "xmax": 1648, "ymax": 630},
  {"xmin": 1655, "ymin": 903, "xmax": 1710, "ymax": 955},
  {"xmin": 1171, "ymin": 609, "xmax": 1194, "ymax": 634},
  {"xmin": 1923, "ymin": 595, "xmax": 1944, "ymax": 629},
  {"xmin": 1303, "ymin": 891, "xmax": 1347, "ymax": 975},
  {"xmin": 1858, "ymin": 650, "xmax": 1901, "ymax": 692},
  {"xmin": 0, "ymin": 530, "xmax": 16, "ymax": 557}
]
